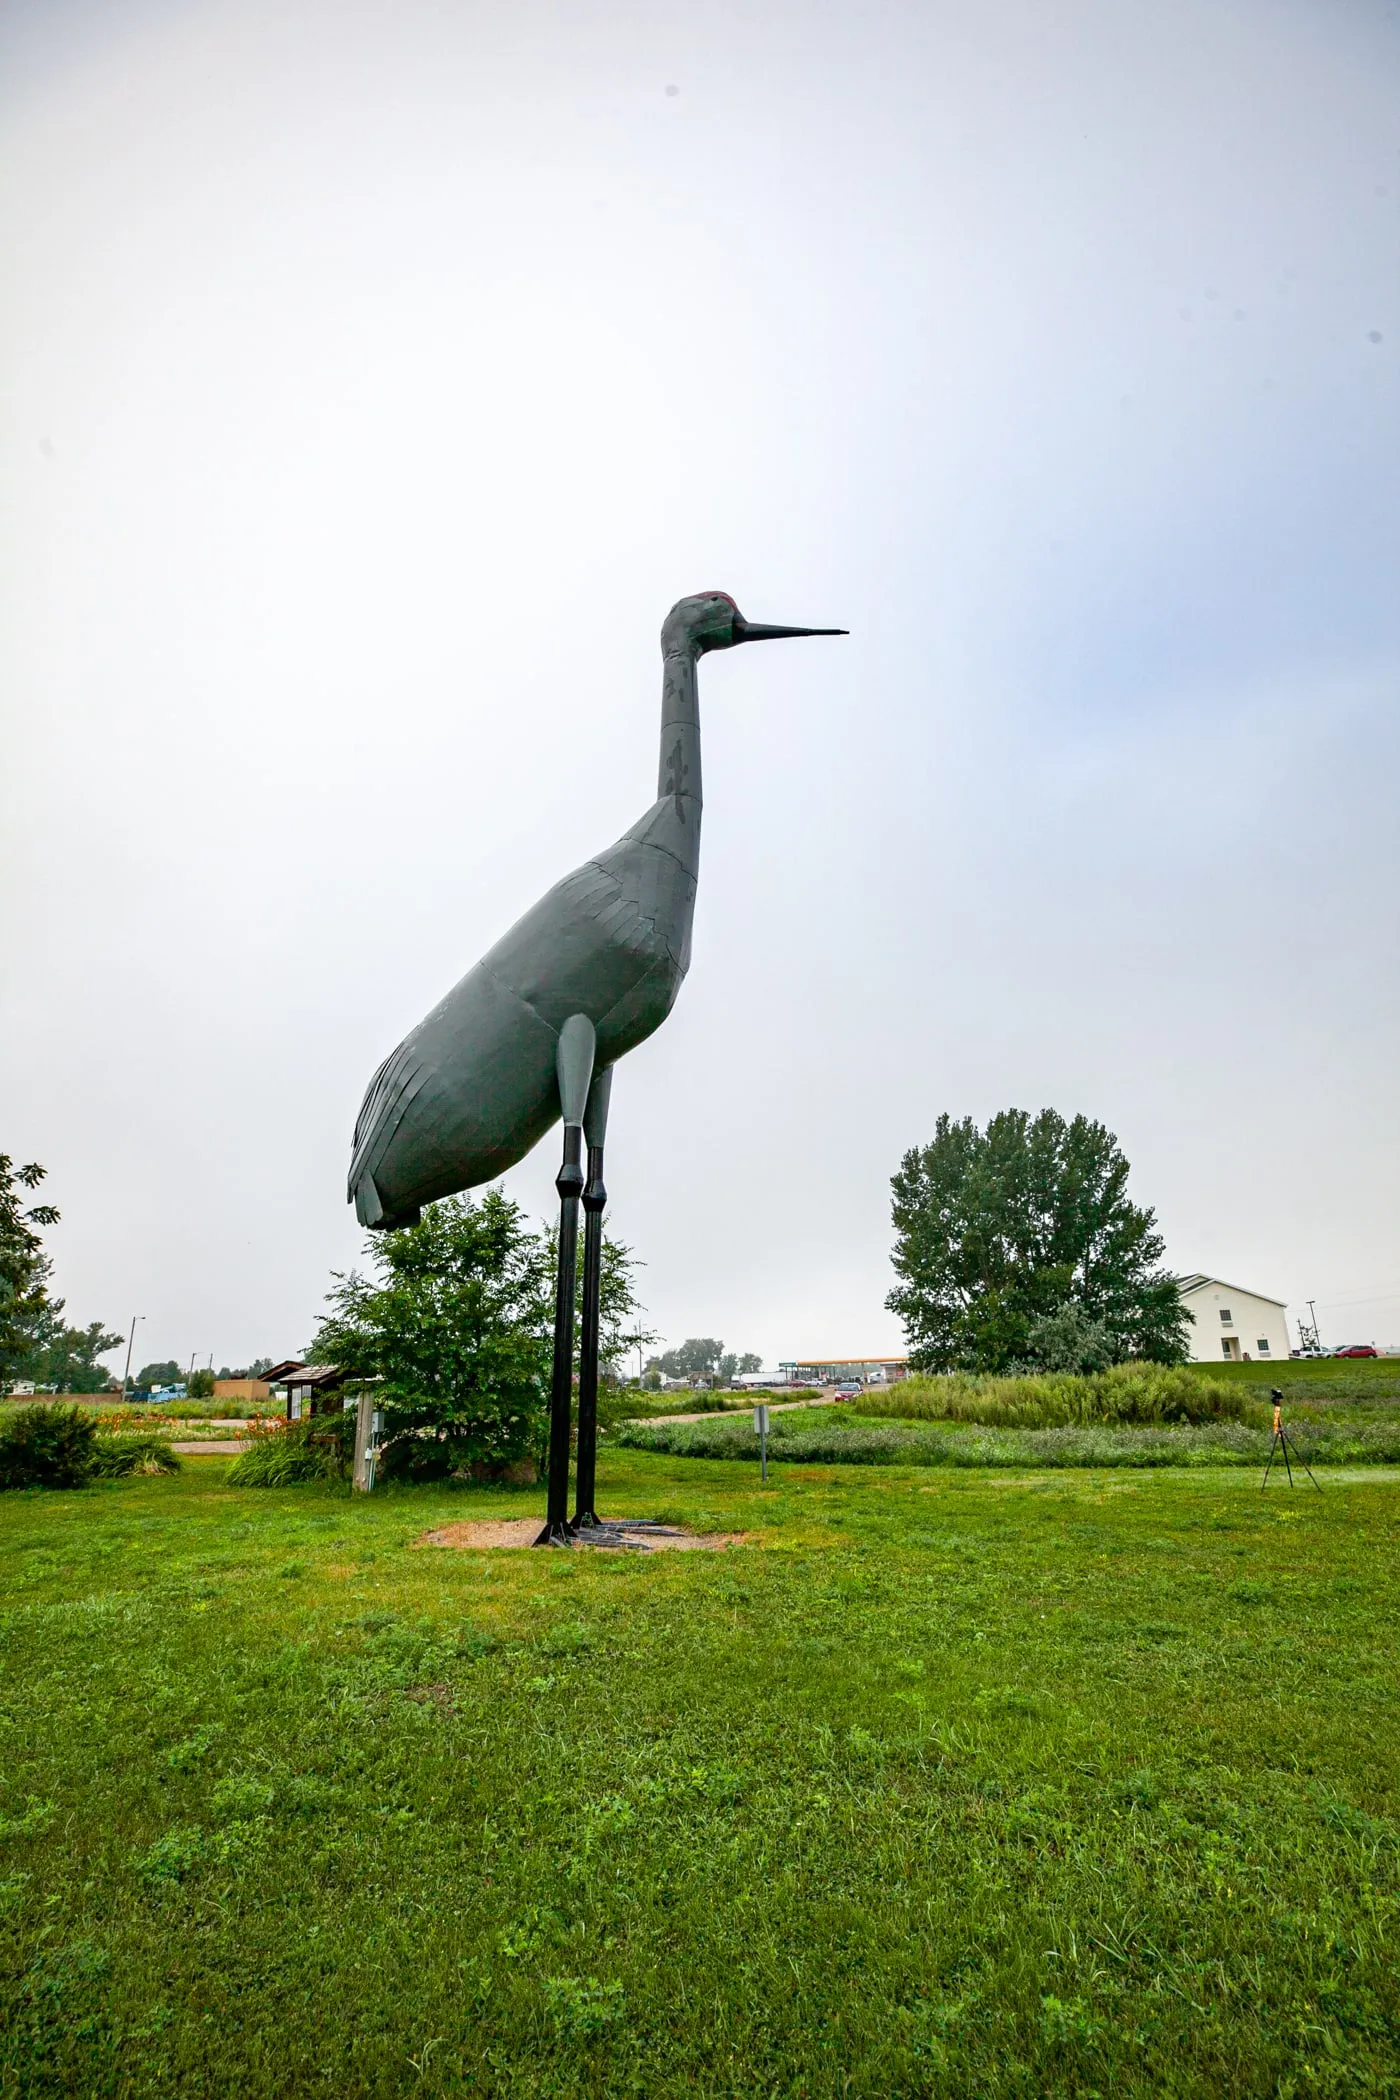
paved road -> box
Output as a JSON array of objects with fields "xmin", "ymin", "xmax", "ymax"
[{"xmin": 171, "ymin": 1440, "xmax": 252, "ymax": 1454}]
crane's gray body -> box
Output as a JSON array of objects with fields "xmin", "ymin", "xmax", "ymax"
[{"xmin": 349, "ymin": 595, "xmax": 842, "ymax": 1229}]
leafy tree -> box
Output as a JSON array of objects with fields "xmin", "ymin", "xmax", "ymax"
[
  {"xmin": 1009, "ymin": 1304, "xmax": 1115, "ymax": 1375},
  {"xmin": 0, "ymin": 1156, "xmax": 61, "ymax": 1386},
  {"xmin": 887, "ymin": 1109, "xmax": 1188, "ymax": 1374},
  {"xmin": 309, "ymin": 1189, "xmax": 652, "ymax": 1479},
  {"xmin": 310, "ymin": 1190, "xmax": 552, "ymax": 1477},
  {"xmin": 21, "ymin": 1319, "xmax": 125, "ymax": 1394},
  {"xmin": 646, "ymin": 1340, "xmax": 762, "ymax": 1388},
  {"xmin": 541, "ymin": 1223, "xmax": 657, "ymax": 1384},
  {"xmin": 137, "ymin": 1361, "xmax": 182, "ymax": 1391},
  {"xmin": 187, "ymin": 1368, "xmax": 216, "ymax": 1399},
  {"xmin": 649, "ymin": 1339, "xmax": 723, "ymax": 1384}
]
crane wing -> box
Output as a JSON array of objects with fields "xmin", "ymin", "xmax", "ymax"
[{"xmin": 347, "ymin": 1038, "xmax": 432, "ymax": 1224}]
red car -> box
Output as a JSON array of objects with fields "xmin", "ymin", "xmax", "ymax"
[{"xmin": 1332, "ymin": 1345, "xmax": 1378, "ymax": 1358}]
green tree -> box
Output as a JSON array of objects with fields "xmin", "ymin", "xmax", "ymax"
[
  {"xmin": 649, "ymin": 1339, "xmax": 723, "ymax": 1384},
  {"xmin": 136, "ymin": 1361, "xmax": 182, "ymax": 1391},
  {"xmin": 22, "ymin": 1319, "xmax": 125, "ymax": 1394},
  {"xmin": 310, "ymin": 1190, "xmax": 653, "ymax": 1479},
  {"xmin": 311, "ymin": 1190, "xmax": 552, "ymax": 1477},
  {"xmin": 187, "ymin": 1368, "xmax": 216, "ymax": 1399},
  {"xmin": 0, "ymin": 1156, "xmax": 61, "ymax": 1386},
  {"xmin": 540, "ymin": 1222, "xmax": 657, "ymax": 1384},
  {"xmin": 646, "ymin": 1341, "xmax": 761, "ymax": 1388},
  {"xmin": 886, "ymin": 1109, "xmax": 1189, "ymax": 1374}
]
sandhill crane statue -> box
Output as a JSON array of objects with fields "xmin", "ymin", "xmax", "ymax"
[{"xmin": 348, "ymin": 592, "xmax": 846, "ymax": 1542}]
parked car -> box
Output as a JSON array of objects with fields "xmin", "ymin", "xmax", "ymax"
[
  {"xmin": 1332, "ymin": 1345, "xmax": 1378, "ymax": 1359},
  {"xmin": 833, "ymin": 1380, "xmax": 863, "ymax": 1398}
]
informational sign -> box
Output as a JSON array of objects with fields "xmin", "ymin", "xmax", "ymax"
[{"xmin": 753, "ymin": 1403, "xmax": 769, "ymax": 1481}]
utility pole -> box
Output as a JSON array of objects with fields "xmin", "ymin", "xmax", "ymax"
[{"xmin": 122, "ymin": 1316, "xmax": 144, "ymax": 1397}]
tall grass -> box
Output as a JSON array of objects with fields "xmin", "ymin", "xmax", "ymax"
[
  {"xmin": 856, "ymin": 1361, "xmax": 1258, "ymax": 1429},
  {"xmin": 615, "ymin": 1408, "xmax": 1400, "ymax": 1468},
  {"xmin": 223, "ymin": 1420, "xmax": 340, "ymax": 1487}
]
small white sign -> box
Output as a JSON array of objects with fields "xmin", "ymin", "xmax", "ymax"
[{"xmin": 753, "ymin": 1404, "xmax": 769, "ymax": 1433}]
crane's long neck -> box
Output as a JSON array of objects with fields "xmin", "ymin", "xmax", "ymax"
[{"xmin": 653, "ymin": 645, "xmax": 702, "ymax": 867}]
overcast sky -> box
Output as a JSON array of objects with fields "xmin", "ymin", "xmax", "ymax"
[{"xmin": 3, "ymin": 0, "xmax": 1397, "ymax": 1376}]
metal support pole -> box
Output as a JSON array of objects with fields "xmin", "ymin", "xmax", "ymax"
[
  {"xmin": 573, "ymin": 1066, "xmax": 612, "ymax": 1531},
  {"xmin": 538, "ymin": 1127, "xmax": 583, "ymax": 1545},
  {"xmin": 754, "ymin": 1402, "xmax": 769, "ymax": 1482},
  {"xmin": 536, "ymin": 1016, "xmax": 595, "ymax": 1548},
  {"xmin": 121, "ymin": 1315, "xmax": 143, "ymax": 1400}
]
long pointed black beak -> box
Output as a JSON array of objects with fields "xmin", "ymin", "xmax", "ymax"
[{"xmin": 732, "ymin": 618, "xmax": 848, "ymax": 644}]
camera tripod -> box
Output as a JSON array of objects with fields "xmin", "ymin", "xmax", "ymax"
[{"xmin": 1261, "ymin": 1387, "xmax": 1319, "ymax": 1490}]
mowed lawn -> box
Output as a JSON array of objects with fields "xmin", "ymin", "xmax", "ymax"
[{"xmin": 2, "ymin": 1454, "xmax": 1398, "ymax": 2097}]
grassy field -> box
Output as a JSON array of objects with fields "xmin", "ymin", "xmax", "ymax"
[{"xmin": 2, "ymin": 1451, "xmax": 1399, "ymax": 2096}]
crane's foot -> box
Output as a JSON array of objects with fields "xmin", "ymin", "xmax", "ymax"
[{"xmin": 532, "ymin": 1520, "xmax": 574, "ymax": 1547}]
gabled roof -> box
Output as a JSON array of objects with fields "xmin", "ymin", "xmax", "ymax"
[
  {"xmin": 1176, "ymin": 1274, "xmax": 1287, "ymax": 1308},
  {"xmin": 262, "ymin": 1360, "xmax": 345, "ymax": 1389}
]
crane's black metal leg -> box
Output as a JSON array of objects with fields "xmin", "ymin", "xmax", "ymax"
[
  {"xmin": 535, "ymin": 1016, "xmax": 596, "ymax": 1548},
  {"xmin": 1261, "ymin": 1432, "xmax": 1278, "ymax": 1488},
  {"xmin": 573, "ymin": 1067, "xmax": 612, "ymax": 1532},
  {"xmin": 572, "ymin": 1160, "xmax": 605, "ymax": 1529},
  {"xmin": 536, "ymin": 1124, "xmax": 584, "ymax": 1546}
]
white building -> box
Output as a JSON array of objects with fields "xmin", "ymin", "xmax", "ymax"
[{"xmin": 1177, "ymin": 1275, "xmax": 1290, "ymax": 1364}]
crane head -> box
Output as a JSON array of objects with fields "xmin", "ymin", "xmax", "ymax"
[{"xmin": 663, "ymin": 592, "xmax": 847, "ymax": 657}]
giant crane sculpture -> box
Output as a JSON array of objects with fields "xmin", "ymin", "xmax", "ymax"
[{"xmin": 348, "ymin": 592, "xmax": 846, "ymax": 1542}]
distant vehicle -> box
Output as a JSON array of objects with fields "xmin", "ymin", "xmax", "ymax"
[
  {"xmin": 833, "ymin": 1380, "xmax": 863, "ymax": 1397},
  {"xmin": 1332, "ymin": 1345, "xmax": 1378, "ymax": 1359}
]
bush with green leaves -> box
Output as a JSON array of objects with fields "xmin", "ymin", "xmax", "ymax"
[
  {"xmin": 0, "ymin": 1403, "xmax": 97, "ymax": 1488},
  {"xmin": 309, "ymin": 1189, "xmax": 650, "ymax": 1483},
  {"xmin": 0, "ymin": 1404, "xmax": 181, "ymax": 1489}
]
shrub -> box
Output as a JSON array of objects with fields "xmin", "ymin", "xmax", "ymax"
[
  {"xmin": 855, "ymin": 1361, "xmax": 1256, "ymax": 1430},
  {"xmin": 0, "ymin": 1403, "xmax": 98, "ymax": 1488},
  {"xmin": 0, "ymin": 1404, "xmax": 180, "ymax": 1488},
  {"xmin": 89, "ymin": 1436, "xmax": 181, "ymax": 1478},
  {"xmin": 224, "ymin": 1419, "xmax": 341, "ymax": 1487},
  {"xmin": 614, "ymin": 1408, "xmax": 1400, "ymax": 1469}
]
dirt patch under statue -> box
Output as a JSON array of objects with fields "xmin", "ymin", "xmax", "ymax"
[{"xmin": 416, "ymin": 1518, "xmax": 747, "ymax": 1553}]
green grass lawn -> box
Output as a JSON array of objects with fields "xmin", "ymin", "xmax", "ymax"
[{"xmin": 2, "ymin": 1452, "xmax": 1399, "ymax": 2097}]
